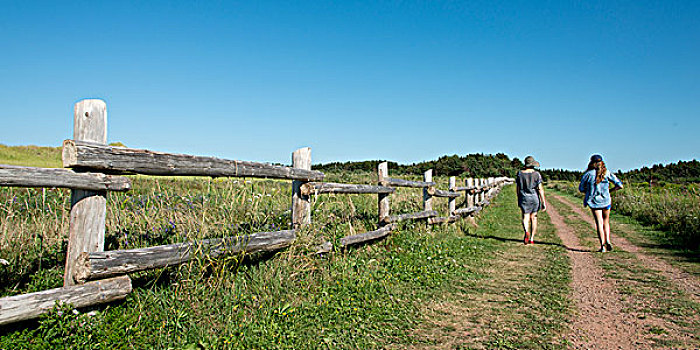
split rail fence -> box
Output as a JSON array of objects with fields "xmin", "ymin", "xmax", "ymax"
[{"xmin": 0, "ymin": 99, "xmax": 513, "ymax": 326}]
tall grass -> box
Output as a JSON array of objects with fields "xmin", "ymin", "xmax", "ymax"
[
  {"xmin": 546, "ymin": 181, "xmax": 700, "ymax": 249},
  {"xmin": 614, "ymin": 185, "xmax": 700, "ymax": 249},
  {"xmin": 0, "ymin": 172, "xmax": 459, "ymax": 296},
  {"xmin": 0, "ymin": 172, "xmax": 501, "ymax": 349}
]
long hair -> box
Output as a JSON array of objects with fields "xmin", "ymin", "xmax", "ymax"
[{"xmin": 587, "ymin": 160, "xmax": 607, "ymax": 184}]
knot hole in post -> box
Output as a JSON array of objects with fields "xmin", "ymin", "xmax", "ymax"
[{"xmin": 84, "ymin": 112, "xmax": 89, "ymax": 118}]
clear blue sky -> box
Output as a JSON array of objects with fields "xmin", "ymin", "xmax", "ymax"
[{"xmin": 1, "ymin": 1, "xmax": 698, "ymax": 171}]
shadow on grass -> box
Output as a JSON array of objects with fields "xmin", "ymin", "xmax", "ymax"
[
  {"xmin": 462, "ymin": 232, "xmax": 594, "ymax": 253},
  {"xmin": 635, "ymin": 242, "xmax": 700, "ymax": 265}
]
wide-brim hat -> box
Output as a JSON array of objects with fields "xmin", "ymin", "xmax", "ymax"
[{"xmin": 524, "ymin": 156, "xmax": 540, "ymax": 168}]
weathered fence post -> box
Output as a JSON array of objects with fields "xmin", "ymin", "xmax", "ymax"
[
  {"xmin": 448, "ymin": 176, "xmax": 456, "ymax": 214},
  {"xmin": 466, "ymin": 178, "xmax": 474, "ymax": 208},
  {"xmin": 292, "ymin": 148, "xmax": 312, "ymax": 228},
  {"xmin": 423, "ymin": 169, "xmax": 433, "ymax": 211},
  {"xmin": 377, "ymin": 162, "xmax": 390, "ymax": 225},
  {"xmin": 64, "ymin": 99, "xmax": 107, "ymax": 286},
  {"xmin": 474, "ymin": 178, "xmax": 484, "ymax": 204}
]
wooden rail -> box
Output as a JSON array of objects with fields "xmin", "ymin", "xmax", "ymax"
[
  {"xmin": 382, "ymin": 210, "xmax": 438, "ymax": 224},
  {"xmin": 428, "ymin": 215, "xmax": 460, "ymax": 224},
  {"xmin": 74, "ymin": 230, "xmax": 295, "ymax": 283},
  {"xmin": 381, "ymin": 177, "xmax": 435, "ymax": 188},
  {"xmin": 0, "ymin": 164, "xmax": 130, "ymax": 191},
  {"xmin": 301, "ymin": 182, "xmax": 395, "ymax": 196},
  {"xmin": 63, "ymin": 140, "xmax": 325, "ymax": 181},
  {"xmin": 0, "ymin": 276, "xmax": 132, "ymax": 326},
  {"xmin": 432, "ymin": 189, "xmax": 461, "ymax": 198},
  {"xmin": 340, "ymin": 224, "xmax": 397, "ymax": 247},
  {"xmin": 453, "ymin": 207, "xmax": 480, "ymax": 216}
]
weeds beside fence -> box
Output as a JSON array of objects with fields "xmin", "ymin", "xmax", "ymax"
[{"xmin": 0, "ymin": 99, "xmax": 511, "ymax": 326}]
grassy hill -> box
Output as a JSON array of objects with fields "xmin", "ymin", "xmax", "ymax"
[{"xmin": 0, "ymin": 144, "xmax": 62, "ymax": 168}]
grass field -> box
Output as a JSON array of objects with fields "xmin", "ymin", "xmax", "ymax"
[
  {"xmin": 548, "ymin": 194, "xmax": 700, "ymax": 348},
  {"xmin": 0, "ymin": 157, "xmax": 575, "ymax": 349},
  {"xmin": 0, "ymin": 144, "xmax": 62, "ymax": 168},
  {"xmin": 547, "ymin": 181, "xmax": 700, "ymax": 250},
  {"xmin": 2, "ymin": 145, "xmax": 697, "ymax": 348}
]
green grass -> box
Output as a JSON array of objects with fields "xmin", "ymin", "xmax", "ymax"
[
  {"xmin": 550, "ymin": 188, "xmax": 700, "ymax": 279},
  {"xmin": 405, "ymin": 186, "xmax": 572, "ymax": 349},
  {"xmin": 547, "ymin": 194, "xmax": 700, "ymax": 348},
  {"xmin": 0, "ymin": 144, "xmax": 62, "ymax": 168},
  {"xmin": 1, "ymin": 175, "xmax": 573, "ymax": 349},
  {"xmin": 546, "ymin": 180, "xmax": 700, "ymax": 249}
]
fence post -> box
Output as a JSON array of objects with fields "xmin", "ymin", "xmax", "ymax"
[
  {"xmin": 377, "ymin": 162, "xmax": 390, "ymax": 225},
  {"xmin": 448, "ymin": 176, "xmax": 456, "ymax": 214},
  {"xmin": 423, "ymin": 169, "xmax": 433, "ymax": 211},
  {"xmin": 466, "ymin": 178, "xmax": 474, "ymax": 208},
  {"xmin": 292, "ymin": 148, "xmax": 312, "ymax": 229},
  {"xmin": 478, "ymin": 178, "xmax": 484, "ymax": 203},
  {"xmin": 64, "ymin": 99, "xmax": 107, "ymax": 286}
]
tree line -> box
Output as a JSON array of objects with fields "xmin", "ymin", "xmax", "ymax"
[
  {"xmin": 314, "ymin": 155, "xmax": 700, "ymax": 184},
  {"xmin": 313, "ymin": 153, "xmax": 522, "ymax": 178}
]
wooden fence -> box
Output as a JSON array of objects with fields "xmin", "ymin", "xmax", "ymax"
[{"xmin": 0, "ymin": 99, "xmax": 513, "ymax": 326}]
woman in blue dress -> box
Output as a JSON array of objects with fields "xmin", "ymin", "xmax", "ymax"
[{"xmin": 579, "ymin": 154, "xmax": 624, "ymax": 252}]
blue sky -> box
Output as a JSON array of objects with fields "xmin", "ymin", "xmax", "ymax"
[{"xmin": 1, "ymin": 1, "xmax": 698, "ymax": 171}]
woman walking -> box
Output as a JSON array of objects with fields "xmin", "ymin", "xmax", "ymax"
[
  {"xmin": 579, "ymin": 154, "xmax": 624, "ymax": 252},
  {"xmin": 516, "ymin": 156, "xmax": 547, "ymax": 245}
]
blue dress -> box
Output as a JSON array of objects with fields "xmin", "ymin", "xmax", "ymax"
[{"xmin": 578, "ymin": 170, "xmax": 623, "ymax": 209}]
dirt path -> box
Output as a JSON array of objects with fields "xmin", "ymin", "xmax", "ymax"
[
  {"xmin": 547, "ymin": 201, "xmax": 651, "ymax": 349},
  {"xmin": 550, "ymin": 193, "xmax": 700, "ymax": 303}
]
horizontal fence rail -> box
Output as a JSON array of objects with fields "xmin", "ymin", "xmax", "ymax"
[
  {"xmin": 382, "ymin": 210, "xmax": 439, "ymax": 224},
  {"xmin": 432, "ymin": 189, "xmax": 461, "ymax": 198},
  {"xmin": 0, "ymin": 98, "xmax": 515, "ymax": 326},
  {"xmin": 301, "ymin": 182, "xmax": 395, "ymax": 196},
  {"xmin": 0, "ymin": 164, "xmax": 131, "ymax": 191},
  {"xmin": 63, "ymin": 140, "xmax": 325, "ymax": 181},
  {"xmin": 0, "ymin": 276, "xmax": 132, "ymax": 326},
  {"xmin": 380, "ymin": 177, "xmax": 436, "ymax": 188},
  {"xmin": 74, "ymin": 230, "xmax": 296, "ymax": 283},
  {"xmin": 428, "ymin": 215, "xmax": 460, "ymax": 225},
  {"xmin": 453, "ymin": 207, "xmax": 481, "ymax": 216},
  {"xmin": 339, "ymin": 224, "xmax": 397, "ymax": 247}
]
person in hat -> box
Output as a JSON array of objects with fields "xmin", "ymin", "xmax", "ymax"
[
  {"xmin": 579, "ymin": 154, "xmax": 624, "ymax": 252},
  {"xmin": 516, "ymin": 156, "xmax": 547, "ymax": 245}
]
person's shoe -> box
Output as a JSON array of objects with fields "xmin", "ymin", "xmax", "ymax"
[
  {"xmin": 598, "ymin": 245, "xmax": 608, "ymax": 253},
  {"xmin": 605, "ymin": 243, "xmax": 613, "ymax": 252},
  {"xmin": 529, "ymin": 239, "xmax": 534, "ymax": 245},
  {"xmin": 524, "ymin": 232, "xmax": 530, "ymax": 245}
]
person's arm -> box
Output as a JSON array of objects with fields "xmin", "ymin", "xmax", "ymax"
[
  {"xmin": 609, "ymin": 172, "xmax": 623, "ymax": 192},
  {"xmin": 578, "ymin": 173, "xmax": 587, "ymax": 193},
  {"xmin": 538, "ymin": 183, "xmax": 547, "ymax": 211}
]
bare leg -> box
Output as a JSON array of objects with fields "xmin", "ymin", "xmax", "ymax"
[
  {"xmin": 602, "ymin": 209, "xmax": 611, "ymax": 245},
  {"xmin": 521, "ymin": 211, "xmax": 531, "ymax": 234},
  {"xmin": 591, "ymin": 209, "xmax": 605, "ymax": 250},
  {"xmin": 521, "ymin": 210, "xmax": 531, "ymax": 244},
  {"xmin": 530, "ymin": 213, "xmax": 538, "ymax": 243}
]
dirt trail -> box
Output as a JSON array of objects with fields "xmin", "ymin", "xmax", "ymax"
[
  {"xmin": 547, "ymin": 202, "xmax": 651, "ymax": 349},
  {"xmin": 550, "ymin": 193, "xmax": 700, "ymax": 303}
]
